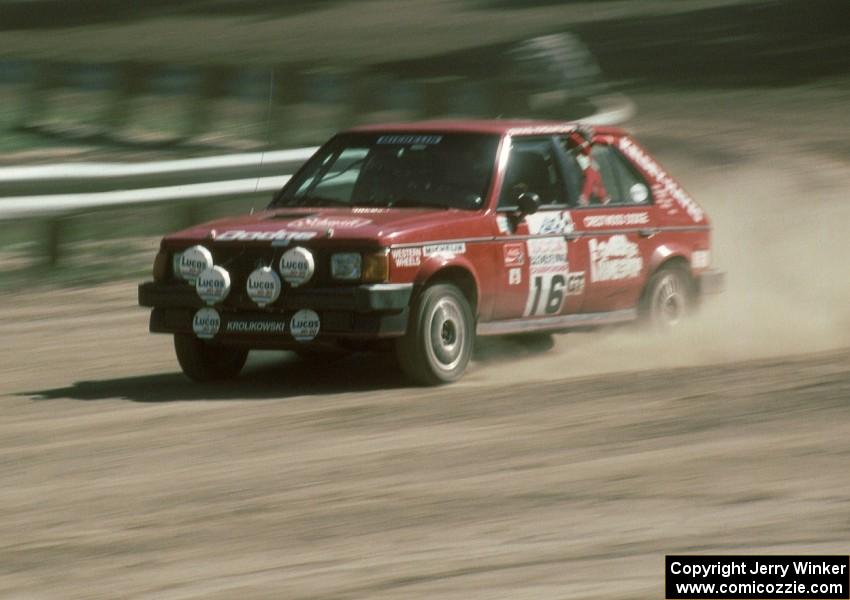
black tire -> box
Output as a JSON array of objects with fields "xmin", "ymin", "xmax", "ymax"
[
  {"xmin": 640, "ymin": 265, "xmax": 694, "ymax": 330},
  {"xmin": 173, "ymin": 334, "xmax": 249, "ymax": 382},
  {"xmin": 395, "ymin": 283, "xmax": 474, "ymax": 385}
]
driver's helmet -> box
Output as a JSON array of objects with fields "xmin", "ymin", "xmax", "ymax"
[{"xmin": 565, "ymin": 125, "xmax": 596, "ymax": 156}]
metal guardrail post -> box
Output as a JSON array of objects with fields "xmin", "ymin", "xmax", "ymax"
[
  {"xmin": 184, "ymin": 65, "xmax": 233, "ymax": 141},
  {"xmin": 16, "ymin": 61, "xmax": 63, "ymax": 129},
  {"xmin": 102, "ymin": 61, "xmax": 153, "ymax": 134},
  {"xmin": 269, "ymin": 65, "xmax": 306, "ymax": 147},
  {"xmin": 43, "ymin": 216, "xmax": 64, "ymax": 267}
]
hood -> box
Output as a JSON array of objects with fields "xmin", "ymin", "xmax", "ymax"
[{"xmin": 163, "ymin": 206, "xmax": 485, "ymax": 248}]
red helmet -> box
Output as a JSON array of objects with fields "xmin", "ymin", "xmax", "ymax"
[{"xmin": 566, "ymin": 125, "xmax": 595, "ymax": 155}]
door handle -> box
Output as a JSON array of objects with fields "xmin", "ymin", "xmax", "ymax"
[
  {"xmin": 638, "ymin": 228, "xmax": 658, "ymax": 238},
  {"xmin": 564, "ymin": 232, "xmax": 579, "ymax": 241}
]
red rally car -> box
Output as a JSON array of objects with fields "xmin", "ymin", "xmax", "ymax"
[{"xmin": 139, "ymin": 120, "xmax": 724, "ymax": 385}]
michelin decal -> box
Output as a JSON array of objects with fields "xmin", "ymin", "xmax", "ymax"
[{"xmin": 423, "ymin": 243, "xmax": 466, "ymax": 258}]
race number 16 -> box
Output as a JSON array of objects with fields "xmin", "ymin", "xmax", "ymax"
[{"xmin": 526, "ymin": 274, "xmax": 565, "ymax": 316}]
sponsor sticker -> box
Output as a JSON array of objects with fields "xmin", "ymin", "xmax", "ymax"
[
  {"xmin": 225, "ymin": 319, "xmax": 287, "ymax": 334},
  {"xmin": 692, "ymin": 250, "xmax": 710, "ymax": 269},
  {"xmin": 290, "ymin": 309, "xmax": 321, "ymax": 342},
  {"xmin": 503, "ymin": 242, "xmax": 526, "ymax": 267},
  {"xmin": 524, "ymin": 237, "xmax": 569, "ymax": 316},
  {"xmin": 192, "ymin": 307, "xmax": 221, "ymax": 339},
  {"xmin": 508, "ymin": 267, "xmax": 522, "ymax": 286},
  {"xmin": 582, "ymin": 212, "xmax": 649, "ymax": 228},
  {"xmin": 391, "ymin": 247, "xmax": 422, "ymax": 268},
  {"xmin": 195, "ymin": 266, "xmax": 231, "ymax": 305},
  {"xmin": 423, "ymin": 243, "xmax": 466, "ymax": 257},
  {"xmin": 619, "ymin": 137, "xmax": 704, "ymax": 222},
  {"xmin": 526, "ymin": 210, "xmax": 575, "ymax": 236},
  {"xmin": 588, "ymin": 235, "xmax": 643, "ymax": 282},
  {"xmin": 217, "ymin": 229, "xmax": 318, "ymax": 245},
  {"xmin": 496, "ymin": 214, "xmax": 510, "ymax": 234},
  {"xmin": 507, "ymin": 124, "xmax": 577, "ymax": 136},
  {"xmin": 566, "ymin": 272, "xmax": 585, "ymax": 296},
  {"xmin": 289, "ymin": 216, "xmax": 371, "ymax": 229},
  {"xmin": 177, "ymin": 245, "xmax": 213, "ymax": 283},
  {"xmin": 246, "ymin": 266, "xmax": 282, "ymax": 307},
  {"xmin": 279, "ymin": 247, "xmax": 315, "ymax": 287},
  {"xmin": 377, "ymin": 134, "xmax": 442, "ymax": 145}
]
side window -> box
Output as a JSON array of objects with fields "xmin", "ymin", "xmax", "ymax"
[
  {"xmin": 498, "ymin": 138, "xmax": 566, "ymax": 209},
  {"xmin": 591, "ymin": 146, "xmax": 652, "ymax": 206}
]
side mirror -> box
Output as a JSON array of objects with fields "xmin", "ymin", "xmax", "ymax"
[{"xmin": 516, "ymin": 192, "xmax": 541, "ymax": 217}]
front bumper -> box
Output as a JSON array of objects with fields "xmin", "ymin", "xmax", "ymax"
[{"xmin": 138, "ymin": 281, "xmax": 413, "ymax": 343}]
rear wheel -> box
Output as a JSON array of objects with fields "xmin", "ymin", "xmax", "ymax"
[
  {"xmin": 174, "ymin": 334, "xmax": 248, "ymax": 382},
  {"xmin": 395, "ymin": 283, "xmax": 474, "ymax": 385},
  {"xmin": 640, "ymin": 266, "xmax": 693, "ymax": 330}
]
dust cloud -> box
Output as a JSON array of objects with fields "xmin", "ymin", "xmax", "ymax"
[{"xmin": 469, "ymin": 86, "xmax": 850, "ymax": 385}]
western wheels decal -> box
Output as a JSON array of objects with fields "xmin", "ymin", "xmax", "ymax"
[{"xmin": 523, "ymin": 237, "xmax": 569, "ymax": 317}]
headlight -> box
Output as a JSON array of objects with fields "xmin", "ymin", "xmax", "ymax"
[
  {"xmin": 362, "ymin": 251, "xmax": 389, "ymax": 283},
  {"xmin": 331, "ymin": 252, "xmax": 362, "ymax": 281},
  {"xmin": 279, "ymin": 246, "xmax": 315, "ymax": 287},
  {"xmin": 175, "ymin": 245, "xmax": 214, "ymax": 283}
]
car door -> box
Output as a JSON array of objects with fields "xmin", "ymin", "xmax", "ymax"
[
  {"xmin": 561, "ymin": 138, "xmax": 657, "ymax": 313},
  {"xmin": 491, "ymin": 136, "xmax": 588, "ymax": 320}
]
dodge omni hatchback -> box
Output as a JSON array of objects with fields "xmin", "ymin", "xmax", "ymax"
[{"xmin": 139, "ymin": 120, "xmax": 724, "ymax": 384}]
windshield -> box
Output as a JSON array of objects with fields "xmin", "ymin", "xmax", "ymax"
[{"xmin": 271, "ymin": 132, "xmax": 500, "ymax": 210}]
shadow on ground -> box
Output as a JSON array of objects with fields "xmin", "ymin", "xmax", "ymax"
[
  {"xmin": 22, "ymin": 337, "xmax": 556, "ymax": 403},
  {"xmin": 24, "ymin": 351, "xmax": 409, "ymax": 403}
]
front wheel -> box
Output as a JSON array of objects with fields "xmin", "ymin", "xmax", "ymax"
[
  {"xmin": 174, "ymin": 334, "xmax": 249, "ymax": 382},
  {"xmin": 640, "ymin": 266, "xmax": 694, "ymax": 330},
  {"xmin": 395, "ymin": 283, "xmax": 474, "ymax": 385}
]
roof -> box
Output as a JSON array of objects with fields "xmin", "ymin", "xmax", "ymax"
[{"xmin": 347, "ymin": 119, "xmax": 625, "ymax": 137}]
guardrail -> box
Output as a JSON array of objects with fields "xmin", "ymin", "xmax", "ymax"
[
  {"xmin": 0, "ymin": 93, "xmax": 634, "ymax": 268},
  {"xmin": 0, "ymin": 148, "xmax": 314, "ymax": 267}
]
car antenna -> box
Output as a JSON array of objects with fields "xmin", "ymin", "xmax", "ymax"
[{"xmin": 252, "ymin": 68, "xmax": 276, "ymax": 209}]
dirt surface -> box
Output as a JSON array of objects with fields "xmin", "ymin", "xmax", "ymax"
[{"xmin": 2, "ymin": 85, "xmax": 850, "ymax": 598}]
